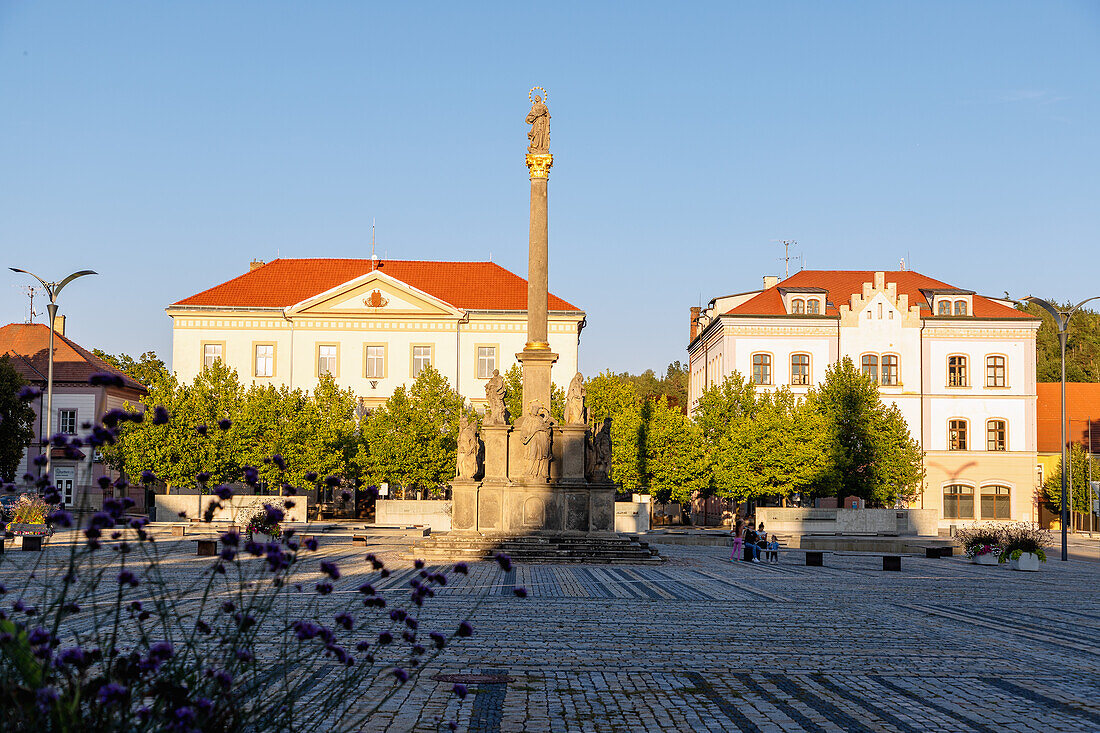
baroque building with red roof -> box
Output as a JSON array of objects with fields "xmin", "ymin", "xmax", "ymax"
[
  {"xmin": 167, "ymin": 258, "xmax": 585, "ymax": 411},
  {"xmin": 688, "ymin": 270, "xmax": 1041, "ymax": 529}
]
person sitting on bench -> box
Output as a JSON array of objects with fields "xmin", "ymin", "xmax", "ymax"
[{"xmin": 743, "ymin": 525, "xmax": 760, "ymax": 563}]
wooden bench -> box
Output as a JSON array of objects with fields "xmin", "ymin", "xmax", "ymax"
[{"xmin": 194, "ymin": 539, "xmax": 218, "ymax": 556}]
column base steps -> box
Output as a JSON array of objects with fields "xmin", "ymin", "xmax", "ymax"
[{"xmin": 406, "ymin": 533, "xmax": 664, "ymax": 565}]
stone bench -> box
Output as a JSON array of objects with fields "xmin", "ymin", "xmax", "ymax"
[{"xmin": 193, "ymin": 539, "xmax": 218, "ymax": 556}]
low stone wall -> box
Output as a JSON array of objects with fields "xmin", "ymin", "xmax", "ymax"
[
  {"xmin": 614, "ymin": 498, "xmax": 651, "ymax": 533},
  {"xmin": 758, "ymin": 508, "xmax": 939, "ymax": 537},
  {"xmin": 375, "ymin": 499, "xmax": 451, "ymax": 532},
  {"xmin": 154, "ymin": 494, "xmax": 309, "ymax": 523}
]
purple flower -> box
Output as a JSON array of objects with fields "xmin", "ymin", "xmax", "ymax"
[
  {"xmin": 89, "ymin": 372, "xmax": 125, "ymax": 388},
  {"xmin": 513, "ymin": 587, "xmax": 528, "ymax": 598},
  {"xmin": 324, "ymin": 475, "xmax": 340, "ymax": 487},
  {"xmin": 304, "ymin": 537, "xmax": 318, "ymax": 551},
  {"xmin": 196, "ymin": 424, "xmax": 208, "ymax": 436},
  {"xmin": 196, "ymin": 471, "xmax": 211, "ymax": 484},
  {"xmin": 452, "ymin": 683, "xmax": 468, "ymax": 699},
  {"xmin": 456, "ymin": 621, "xmax": 473, "ymax": 637},
  {"xmin": 243, "ymin": 466, "xmax": 258, "ymax": 486},
  {"xmin": 390, "ymin": 608, "xmax": 407, "ymax": 622},
  {"xmin": 293, "ymin": 620, "xmax": 322, "ymax": 640},
  {"xmin": 335, "ymin": 612, "xmax": 353, "ymax": 630},
  {"xmin": 214, "ymin": 484, "xmax": 233, "ymax": 500},
  {"xmin": 148, "ymin": 641, "xmax": 174, "ymax": 660},
  {"xmin": 196, "ymin": 620, "xmax": 211, "ymax": 634},
  {"xmin": 319, "ymin": 561, "xmax": 340, "ymax": 580},
  {"xmin": 153, "ymin": 405, "xmax": 169, "ymax": 425},
  {"xmin": 414, "ymin": 559, "xmax": 425, "ymax": 569},
  {"xmin": 27, "ymin": 627, "xmax": 51, "ymax": 646},
  {"xmin": 305, "ymin": 471, "xmax": 318, "ymax": 482},
  {"xmin": 392, "ymin": 667, "xmax": 409, "ymax": 683},
  {"xmin": 235, "ymin": 648, "xmax": 254, "ymax": 663},
  {"xmin": 263, "ymin": 504, "xmax": 285, "ymax": 524},
  {"xmin": 97, "ymin": 682, "xmax": 128, "ymax": 706},
  {"xmin": 220, "ymin": 601, "xmax": 235, "ymax": 613},
  {"xmin": 140, "ymin": 470, "xmax": 156, "ymax": 485},
  {"xmin": 453, "ymin": 562, "xmax": 469, "ymax": 575},
  {"xmin": 17, "ymin": 386, "xmax": 41, "ymax": 401},
  {"xmin": 377, "ymin": 631, "xmax": 393, "ymax": 645},
  {"xmin": 430, "ymin": 631, "xmax": 446, "ymax": 649},
  {"xmin": 494, "ymin": 552, "xmax": 512, "ymax": 572},
  {"xmin": 315, "ymin": 582, "xmax": 333, "ymax": 595},
  {"xmin": 47, "ymin": 509, "xmax": 73, "ymax": 527},
  {"xmin": 117, "ymin": 570, "xmax": 139, "ymax": 587},
  {"xmin": 57, "ymin": 647, "xmax": 86, "ymax": 667},
  {"xmin": 209, "ymin": 669, "xmax": 233, "ymax": 689},
  {"xmin": 272, "ymin": 454, "xmax": 286, "ymax": 470},
  {"xmin": 217, "ymin": 418, "xmax": 232, "ymax": 431},
  {"xmin": 358, "ymin": 583, "xmax": 375, "ymax": 596}
]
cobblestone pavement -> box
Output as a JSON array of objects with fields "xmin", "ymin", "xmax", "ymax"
[{"xmin": 3, "ymin": 532, "xmax": 1098, "ymax": 732}]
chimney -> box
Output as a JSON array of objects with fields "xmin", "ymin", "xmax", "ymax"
[
  {"xmin": 249, "ymin": 259, "xmax": 265, "ymax": 272},
  {"xmin": 51, "ymin": 314, "xmax": 66, "ymax": 336},
  {"xmin": 690, "ymin": 307, "xmax": 701, "ymax": 341},
  {"xmin": 763, "ymin": 275, "xmax": 779, "ymax": 289}
]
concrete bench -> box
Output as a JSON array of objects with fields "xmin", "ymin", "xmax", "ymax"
[{"xmin": 193, "ymin": 539, "xmax": 218, "ymax": 556}]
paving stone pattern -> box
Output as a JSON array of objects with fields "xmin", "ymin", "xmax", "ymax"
[{"xmin": 2, "ymin": 533, "xmax": 1098, "ymax": 732}]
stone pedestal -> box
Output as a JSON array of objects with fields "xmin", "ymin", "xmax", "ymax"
[
  {"xmin": 481, "ymin": 425, "xmax": 511, "ymax": 483},
  {"xmin": 516, "ymin": 346, "xmax": 557, "ymax": 417}
]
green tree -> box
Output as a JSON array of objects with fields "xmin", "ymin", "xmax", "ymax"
[
  {"xmin": 1020, "ymin": 301, "xmax": 1100, "ymax": 382},
  {"xmin": 711, "ymin": 388, "xmax": 832, "ymax": 502},
  {"xmin": 92, "ymin": 350, "xmax": 169, "ymax": 388},
  {"xmin": 0, "ymin": 356, "xmax": 36, "ymax": 482},
  {"xmin": 693, "ymin": 372, "xmax": 757, "ymax": 452},
  {"xmin": 357, "ymin": 366, "xmax": 470, "ymax": 496},
  {"xmin": 809, "ymin": 357, "xmax": 923, "ymax": 505},
  {"xmin": 585, "ymin": 371, "xmax": 643, "ymax": 490},
  {"xmin": 1043, "ymin": 443, "xmax": 1098, "ymax": 513},
  {"xmin": 642, "ymin": 397, "xmax": 707, "ymax": 502}
]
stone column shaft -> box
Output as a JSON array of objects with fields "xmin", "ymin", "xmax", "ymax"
[{"xmin": 527, "ymin": 175, "xmax": 548, "ymax": 347}]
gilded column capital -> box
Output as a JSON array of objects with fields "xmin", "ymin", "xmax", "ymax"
[{"xmin": 525, "ymin": 153, "xmax": 554, "ymax": 179}]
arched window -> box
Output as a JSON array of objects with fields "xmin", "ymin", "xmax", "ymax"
[
  {"xmin": 943, "ymin": 485, "xmax": 974, "ymax": 519},
  {"xmin": 790, "ymin": 354, "xmax": 810, "ymax": 385},
  {"xmin": 791, "ymin": 299, "xmax": 805, "ymax": 314},
  {"xmin": 752, "ymin": 354, "xmax": 771, "ymax": 385},
  {"xmin": 954, "ymin": 300, "xmax": 968, "ymax": 316},
  {"xmin": 986, "ymin": 355, "xmax": 1006, "ymax": 387},
  {"xmin": 948, "ymin": 355, "xmax": 968, "ymax": 386},
  {"xmin": 881, "ymin": 355, "xmax": 899, "ymax": 386},
  {"xmin": 981, "ymin": 486, "xmax": 1011, "ymax": 519},
  {"xmin": 861, "ymin": 354, "xmax": 879, "ymax": 383},
  {"xmin": 986, "ymin": 420, "xmax": 1007, "ymax": 451},
  {"xmin": 806, "ymin": 299, "xmax": 820, "ymax": 315},
  {"xmin": 949, "ymin": 419, "xmax": 968, "ymax": 450},
  {"xmin": 938, "ymin": 300, "xmax": 952, "ymax": 315}
]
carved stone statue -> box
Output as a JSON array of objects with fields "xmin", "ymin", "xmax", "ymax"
[
  {"xmin": 593, "ymin": 417, "xmax": 612, "ymax": 482},
  {"xmin": 456, "ymin": 414, "xmax": 481, "ymax": 480},
  {"xmin": 584, "ymin": 425, "xmax": 597, "ymax": 481},
  {"xmin": 526, "ymin": 94, "xmax": 550, "ymax": 154},
  {"xmin": 564, "ymin": 372, "xmax": 586, "ymax": 425},
  {"xmin": 519, "ymin": 402, "xmax": 554, "ymax": 481},
  {"xmin": 484, "ymin": 369, "xmax": 507, "ymax": 425}
]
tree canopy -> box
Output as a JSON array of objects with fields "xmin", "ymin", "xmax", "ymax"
[
  {"xmin": 1019, "ymin": 301, "xmax": 1100, "ymax": 382},
  {"xmin": 0, "ymin": 356, "xmax": 37, "ymax": 482},
  {"xmin": 1042, "ymin": 443, "xmax": 1098, "ymax": 513}
]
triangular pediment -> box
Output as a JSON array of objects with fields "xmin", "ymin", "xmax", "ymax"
[{"xmin": 286, "ymin": 270, "xmax": 463, "ymax": 317}]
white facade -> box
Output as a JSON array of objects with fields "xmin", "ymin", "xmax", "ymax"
[
  {"xmin": 169, "ymin": 265, "xmax": 584, "ymax": 410},
  {"xmin": 688, "ymin": 271, "xmax": 1040, "ymax": 528}
]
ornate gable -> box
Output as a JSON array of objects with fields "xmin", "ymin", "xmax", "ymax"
[{"xmin": 285, "ymin": 270, "xmax": 465, "ymax": 318}]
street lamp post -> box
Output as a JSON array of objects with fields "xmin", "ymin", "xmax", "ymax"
[
  {"xmin": 9, "ymin": 268, "xmax": 97, "ymax": 481},
  {"xmin": 1023, "ymin": 296, "xmax": 1100, "ymax": 562}
]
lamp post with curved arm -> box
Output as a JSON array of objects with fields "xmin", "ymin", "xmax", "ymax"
[
  {"xmin": 9, "ymin": 268, "xmax": 97, "ymax": 480},
  {"xmin": 1023, "ymin": 295, "xmax": 1100, "ymax": 562}
]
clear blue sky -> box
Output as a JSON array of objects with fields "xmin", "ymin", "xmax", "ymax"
[{"xmin": 2, "ymin": 2, "xmax": 1098, "ymax": 377}]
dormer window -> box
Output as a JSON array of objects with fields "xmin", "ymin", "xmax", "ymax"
[
  {"xmin": 791, "ymin": 299, "xmax": 805, "ymax": 314},
  {"xmin": 806, "ymin": 299, "xmax": 820, "ymax": 315},
  {"xmin": 954, "ymin": 300, "xmax": 968, "ymax": 316},
  {"xmin": 937, "ymin": 301, "xmax": 951, "ymax": 316}
]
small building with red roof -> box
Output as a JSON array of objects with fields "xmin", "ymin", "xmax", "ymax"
[
  {"xmin": 688, "ymin": 270, "xmax": 1041, "ymax": 529},
  {"xmin": 0, "ymin": 322, "xmax": 146, "ymax": 511},
  {"xmin": 167, "ymin": 258, "xmax": 585, "ymax": 409}
]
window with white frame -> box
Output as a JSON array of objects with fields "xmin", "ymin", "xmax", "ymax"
[
  {"xmin": 790, "ymin": 354, "xmax": 810, "ymax": 385},
  {"xmin": 948, "ymin": 355, "xmax": 968, "ymax": 387},
  {"xmin": 317, "ymin": 345, "xmax": 337, "ymax": 376},
  {"xmin": 987, "ymin": 419, "xmax": 1007, "ymax": 451},
  {"xmin": 937, "ymin": 300, "xmax": 951, "ymax": 316},
  {"xmin": 477, "ymin": 346, "xmax": 497, "ymax": 378},
  {"xmin": 949, "ymin": 419, "xmax": 968, "ymax": 450},
  {"xmin": 881, "ymin": 355, "xmax": 899, "ymax": 386},
  {"xmin": 58, "ymin": 408, "xmax": 77, "ymax": 435},
  {"xmin": 861, "ymin": 354, "xmax": 879, "ymax": 384},
  {"xmin": 412, "ymin": 346, "xmax": 432, "ymax": 377},
  {"xmin": 806, "ymin": 299, "xmax": 820, "ymax": 315},
  {"xmin": 986, "ymin": 355, "xmax": 1006, "ymax": 387},
  {"xmin": 954, "ymin": 300, "xmax": 968, "ymax": 316},
  {"xmin": 791, "ymin": 299, "xmax": 805, "ymax": 314},
  {"xmin": 254, "ymin": 344, "xmax": 274, "ymax": 377},
  {"xmin": 364, "ymin": 345, "xmax": 385, "ymax": 378},
  {"xmin": 751, "ymin": 354, "xmax": 771, "ymax": 385},
  {"xmin": 203, "ymin": 343, "xmax": 222, "ymax": 369}
]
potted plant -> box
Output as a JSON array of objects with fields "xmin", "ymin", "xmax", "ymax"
[
  {"xmin": 239, "ymin": 500, "xmax": 286, "ymax": 542},
  {"xmin": 998, "ymin": 522, "xmax": 1049, "ymax": 571},
  {"xmin": 955, "ymin": 523, "xmax": 1003, "ymax": 565},
  {"xmin": 5, "ymin": 494, "xmax": 53, "ymax": 550}
]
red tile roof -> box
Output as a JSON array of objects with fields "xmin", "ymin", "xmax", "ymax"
[
  {"xmin": 0, "ymin": 323, "xmax": 146, "ymax": 393},
  {"xmin": 1036, "ymin": 382, "xmax": 1100, "ymax": 453},
  {"xmin": 171, "ymin": 259, "xmax": 582, "ymax": 312},
  {"xmin": 725, "ymin": 270, "xmax": 1031, "ymax": 319}
]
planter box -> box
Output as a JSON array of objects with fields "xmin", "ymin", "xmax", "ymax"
[
  {"xmin": 1008, "ymin": 552, "xmax": 1040, "ymax": 571},
  {"xmin": 973, "ymin": 552, "xmax": 999, "ymax": 565}
]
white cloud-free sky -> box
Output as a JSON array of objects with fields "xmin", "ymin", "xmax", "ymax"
[{"xmin": 2, "ymin": 1, "xmax": 1098, "ymax": 376}]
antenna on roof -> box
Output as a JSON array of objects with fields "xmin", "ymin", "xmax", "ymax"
[
  {"xmin": 900, "ymin": 257, "xmax": 906, "ymax": 271},
  {"xmin": 370, "ymin": 219, "xmax": 379, "ymax": 271},
  {"xmin": 489, "ymin": 251, "xmax": 493, "ymax": 263},
  {"xmin": 15, "ymin": 285, "xmax": 38, "ymax": 323},
  {"xmin": 773, "ymin": 239, "xmax": 798, "ymax": 279}
]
